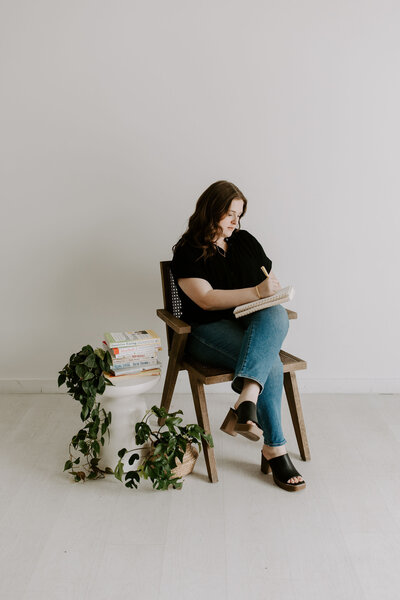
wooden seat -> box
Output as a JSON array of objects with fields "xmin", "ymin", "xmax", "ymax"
[{"xmin": 156, "ymin": 261, "xmax": 310, "ymax": 483}]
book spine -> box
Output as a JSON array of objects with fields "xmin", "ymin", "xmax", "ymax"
[
  {"xmin": 104, "ymin": 332, "xmax": 161, "ymax": 348},
  {"xmin": 105, "ymin": 368, "xmax": 161, "ymax": 378},
  {"xmin": 109, "ymin": 365, "xmax": 161, "ymax": 376},
  {"xmin": 103, "ymin": 342, "xmax": 158, "ymax": 358},
  {"xmin": 111, "ymin": 359, "xmax": 159, "ymax": 370},
  {"xmin": 107, "ymin": 339, "xmax": 161, "ymax": 349}
]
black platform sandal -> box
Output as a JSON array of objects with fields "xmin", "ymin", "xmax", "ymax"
[
  {"xmin": 261, "ymin": 451, "xmax": 306, "ymax": 492},
  {"xmin": 220, "ymin": 400, "xmax": 263, "ymax": 442}
]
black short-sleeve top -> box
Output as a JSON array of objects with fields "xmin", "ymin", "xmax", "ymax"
[{"xmin": 171, "ymin": 229, "xmax": 273, "ymax": 325}]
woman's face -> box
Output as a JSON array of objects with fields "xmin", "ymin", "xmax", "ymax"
[{"xmin": 217, "ymin": 198, "xmax": 244, "ymax": 240}]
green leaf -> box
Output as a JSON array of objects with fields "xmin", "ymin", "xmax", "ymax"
[
  {"xmin": 167, "ymin": 438, "xmax": 177, "ymax": 454},
  {"xmin": 93, "ymin": 440, "xmax": 100, "ymax": 455},
  {"xmin": 79, "ymin": 441, "xmax": 89, "ymax": 454},
  {"xmin": 82, "ymin": 380, "xmax": 94, "ymax": 395},
  {"xmin": 166, "ymin": 416, "xmax": 183, "ymax": 427},
  {"xmin": 128, "ymin": 453, "xmax": 139, "ymax": 465},
  {"xmin": 135, "ymin": 422, "xmax": 151, "ymax": 445},
  {"xmin": 76, "ymin": 364, "xmax": 87, "ymax": 379},
  {"xmin": 114, "ymin": 461, "xmax": 124, "ymax": 482},
  {"xmin": 64, "ymin": 460, "xmax": 73, "ymax": 471},
  {"xmin": 84, "ymin": 354, "xmax": 96, "ymax": 368},
  {"xmin": 94, "ymin": 348, "xmax": 106, "ymax": 360},
  {"xmin": 203, "ymin": 433, "xmax": 214, "ymax": 447},
  {"xmin": 81, "ymin": 345, "xmax": 94, "ymax": 355},
  {"xmin": 104, "ymin": 352, "xmax": 112, "ymax": 368},
  {"xmin": 153, "ymin": 444, "xmax": 164, "ymax": 456},
  {"xmin": 88, "ymin": 423, "xmax": 99, "ymax": 439},
  {"xmin": 118, "ymin": 448, "xmax": 127, "ymax": 459},
  {"xmin": 165, "ymin": 408, "xmax": 184, "ymax": 418},
  {"xmin": 125, "ymin": 470, "xmax": 140, "ymax": 482},
  {"xmin": 97, "ymin": 375, "xmax": 106, "ymax": 395},
  {"xmin": 74, "ymin": 458, "xmax": 80, "ymax": 464},
  {"xmin": 104, "ymin": 375, "xmax": 113, "ymax": 386},
  {"xmin": 186, "ymin": 424, "xmax": 202, "ymax": 438},
  {"xmin": 175, "ymin": 449, "xmax": 184, "ymax": 463},
  {"xmin": 83, "ymin": 371, "xmax": 95, "ymax": 380},
  {"xmin": 58, "ymin": 372, "xmax": 66, "ymax": 387},
  {"xmin": 151, "ymin": 405, "xmax": 167, "ymax": 419},
  {"xmin": 81, "ymin": 404, "xmax": 90, "ymax": 421}
]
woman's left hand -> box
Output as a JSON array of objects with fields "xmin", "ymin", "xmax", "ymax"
[{"xmin": 257, "ymin": 271, "xmax": 282, "ymax": 298}]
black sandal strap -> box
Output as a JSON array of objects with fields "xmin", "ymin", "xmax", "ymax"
[
  {"xmin": 234, "ymin": 401, "xmax": 262, "ymax": 429},
  {"xmin": 268, "ymin": 453, "xmax": 301, "ymax": 481}
]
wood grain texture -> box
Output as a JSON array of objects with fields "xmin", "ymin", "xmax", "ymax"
[
  {"xmin": 284, "ymin": 371, "xmax": 311, "ymax": 461},
  {"xmin": 188, "ymin": 372, "xmax": 218, "ymax": 483}
]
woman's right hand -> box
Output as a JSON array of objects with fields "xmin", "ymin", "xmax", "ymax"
[{"xmin": 257, "ymin": 271, "xmax": 282, "ymax": 298}]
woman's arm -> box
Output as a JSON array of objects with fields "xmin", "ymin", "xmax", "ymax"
[{"xmin": 177, "ymin": 272, "xmax": 282, "ymax": 311}]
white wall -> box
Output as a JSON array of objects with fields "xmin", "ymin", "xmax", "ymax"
[{"xmin": 1, "ymin": 0, "xmax": 399, "ymax": 393}]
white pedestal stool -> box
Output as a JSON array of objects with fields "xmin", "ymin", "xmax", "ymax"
[{"xmin": 99, "ymin": 374, "xmax": 161, "ymax": 471}]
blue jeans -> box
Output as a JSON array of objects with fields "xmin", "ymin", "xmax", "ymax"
[{"xmin": 186, "ymin": 305, "xmax": 290, "ymax": 446}]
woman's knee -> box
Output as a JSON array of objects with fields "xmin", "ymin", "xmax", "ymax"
[
  {"xmin": 275, "ymin": 305, "xmax": 290, "ymax": 334},
  {"xmin": 254, "ymin": 304, "xmax": 289, "ymax": 337}
]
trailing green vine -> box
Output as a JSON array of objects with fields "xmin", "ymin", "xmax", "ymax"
[{"xmin": 58, "ymin": 345, "xmax": 114, "ymax": 481}]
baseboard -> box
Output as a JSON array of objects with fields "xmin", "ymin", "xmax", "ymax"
[{"xmin": 0, "ymin": 377, "xmax": 399, "ymax": 394}]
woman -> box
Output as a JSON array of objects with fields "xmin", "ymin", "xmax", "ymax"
[{"xmin": 171, "ymin": 180, "xmax": 305, "ymax": 492}]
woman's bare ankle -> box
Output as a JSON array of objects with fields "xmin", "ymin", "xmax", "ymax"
[
  {"xmin": 234, "ymin": 396, "xmax": 256, "ymax": 410},
  {"xmin": 262, "ymin": 443, "xmax": 287, "ymax": 460},
  {"xmin": 234, "ymin": 380, "xmax": 261, "ymax": 409}
]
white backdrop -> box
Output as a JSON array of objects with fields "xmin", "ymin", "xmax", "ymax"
[{"xmin": 1, "ymin": 1, "xmax": 399, "ymax": 393}]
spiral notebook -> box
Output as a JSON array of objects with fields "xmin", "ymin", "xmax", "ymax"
[{"xmin": 233, "ymin": 286, "xmax": 295, "ymax": 318}]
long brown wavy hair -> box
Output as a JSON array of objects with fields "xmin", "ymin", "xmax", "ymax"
[{"xmin": 173, "ymin": 180, "xmax": 248, "ymax": 259}]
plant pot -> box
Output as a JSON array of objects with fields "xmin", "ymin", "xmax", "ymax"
[{"xmin": 171, "ymin": 443, "xmax": 199, "ymax": 478}]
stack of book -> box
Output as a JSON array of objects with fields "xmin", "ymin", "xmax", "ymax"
[{"xmin": 103, "ymin": 330, "xmax": 161, "ymax": 378}]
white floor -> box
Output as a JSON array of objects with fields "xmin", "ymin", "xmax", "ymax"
[{"xmin": 1, "ymin": 391, "xmax": 400, "ymax": 600}]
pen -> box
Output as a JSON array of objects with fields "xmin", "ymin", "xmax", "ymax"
[{"xmin": 261, "ymin": 266, "xmax": 270, "ymax": 278}]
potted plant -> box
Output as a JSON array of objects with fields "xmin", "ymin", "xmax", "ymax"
[
  {"xmin": 58, "ymin": 344, "xmax": 114, "ymax": 481},
  {"xmin": 59, "ymin": 345, "xmax": 214, "ymax": 490},
  {"xmin": 114, "ymin": 405, "xmax": 214, "ymax": 490}
]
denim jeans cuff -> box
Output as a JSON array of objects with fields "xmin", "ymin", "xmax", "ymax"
[
  {"xmin": 263, "ymin": 438, "xmax": 287, "ymax": 447},
  {"xmin": 232, "ymin": 373, "xmax": 265, "ymax": 395}
]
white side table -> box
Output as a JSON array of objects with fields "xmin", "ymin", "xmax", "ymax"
[{"xmin": 99, "ymin": 374, "xmax": 160, "ymax": 471}]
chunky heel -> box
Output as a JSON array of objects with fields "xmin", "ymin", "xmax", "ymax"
[
  {"xmin": 220, "ymin": 401, "xmax": 263, "ymax": 442},
  {"xmin": 234, "ymin": 401, "xmax": 263, "ymax": 441},
  {"xmin": 220, "ymin": 408, "xmax": 238, "ymax": 436},
  {"xmin": 261, "ymin": 453, "xmax": 271, "ymax": 474},
  {"xmin": 260, "ymin": 450, "xmax": 306, "ymax": 492}
]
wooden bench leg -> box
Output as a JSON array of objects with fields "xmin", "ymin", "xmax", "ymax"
[
  {"xmin": 188, "ymin": 372, "xmax": 218, "ymax": 483},
  {"xmin": 283, "ymin": 371, "xmax": 311, "ymax": 461},
  {"xmin": 158, "ymin": 333, "xmax": 188, "ymax": 426}
]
